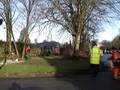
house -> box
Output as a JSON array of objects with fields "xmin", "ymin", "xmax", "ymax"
[
  {"xmin": 37, "ymin": 41, "xmax": 60, "ymax": 55},
  {"xmin": 60, "ymin": 43, "xmax": 73, "ymax": 56}
]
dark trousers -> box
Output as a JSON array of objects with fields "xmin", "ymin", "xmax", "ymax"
[{"xmin": 90, "ymin": 64, "xmax": 100, "ymax": 77}]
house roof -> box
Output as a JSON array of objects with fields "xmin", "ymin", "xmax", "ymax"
[{"xmin": 37, "ymin": 41, "xmax": 60, "ymax": 48}]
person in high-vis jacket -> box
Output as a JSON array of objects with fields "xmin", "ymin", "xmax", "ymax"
[{"xmin": 90, "ymin": 41, "xmax": 102, "ymax": 77}]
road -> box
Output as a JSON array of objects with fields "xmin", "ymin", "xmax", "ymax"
[
  {"xmin": 0, "ymin": 54, "xmax": 120, "ymax": 90},
  {"xmin": 0, "ymin": 72, "xmax": 119, "ymax": 90}
]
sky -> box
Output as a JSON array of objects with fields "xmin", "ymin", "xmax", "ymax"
[
  {"xmin": 0, "ymin": 0, "xmax": 119, "ymax": 44},
  {"xmin": 0, "ymin": 1, "xmax": 119, "ymax": 44},
  {"xmin": 28, "ymin": 27, "xmax": 72, "ymax": 44},
  {"xmin": 98, "ymin": 20, "xmax": 120, "ymax": 42},
  {"xmin": 0, "ymin": 20, "xmax": 119, "ymax": 44},
  {"xmin": 0, "ymin": 22, "xmax": 72, "ymax": 44}
]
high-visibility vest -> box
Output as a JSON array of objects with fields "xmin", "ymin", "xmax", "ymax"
[{"xmin": 90, "ymin": 47, "xmax": 101, "ymax": 64}]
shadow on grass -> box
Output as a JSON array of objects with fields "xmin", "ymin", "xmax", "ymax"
[
  {"xmin": 41, "ymin": 55, "xmax": 115, "ymax": 90},
  {"xmin": 42, "ymin": 55, "xmax": 91, "ymax": 77},
  {"xmin": 0, "ymin": 55, "xmax": 116, "ymax": 90}
]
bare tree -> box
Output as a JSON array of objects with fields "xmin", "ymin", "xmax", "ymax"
[
  {"xmin": 112, "ymin": 35, "xmax": 120, "ymax": 48},
  {"xmin": 39, "ymin": 0, "xmax": 112, "ymax": 56},
  {"xmin": 17, "ymin": 0, "xmax": 42, "ymax": 59},
  {"xmin": 0, "ymin": 0, "xmax": 19, "ymax": 58}
]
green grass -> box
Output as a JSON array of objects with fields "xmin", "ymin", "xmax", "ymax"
[
  {"xmin": 0, "ymin": 64, "xmax": 57, "ymax": 73},
  {"xmin": 0, "ymin": 56, "xmax": 90, "ymax": 76}
]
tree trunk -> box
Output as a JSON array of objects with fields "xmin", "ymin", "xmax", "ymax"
[
  {"xmin": 6, "ymin": 20, "xmax": 20, "ymax": 59},
  {"xmin": 22, "ymin": 39, "xmax": 27, "ymax": 60},
  {"xmin": 73, "ymin": 33, "xmax": 80, "ymax": 57},
  {"xmin": 11, "ymin": 29, "xmax": 20, "ymax": 58},
  {"xmin": 8, "ymin": 18, "xmax": 20, "ymax": 58},
  {"xmin": 6, "ymin": 27, "xmax": 11, "ymax": 54},
  {"xmin": 22, "ymin": 43, "xmax": 25, "ymax": 60}
]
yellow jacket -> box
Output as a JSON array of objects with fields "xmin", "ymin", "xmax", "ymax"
[{"xmin": 90, "ymin": 46, "xmax": 101, "ymax": 64}]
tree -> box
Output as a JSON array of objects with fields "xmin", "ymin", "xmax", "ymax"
[
  {"xmin": 17, "ymin": 0, "xmax": 42, "ymax": 59},
  {"xmin": 0, "ymin": 0, "xmax": 19, "ymax": 58},
  {"xmin": 101, "ymin": 40, "xmax": 112, "ymax": 49},
  {"xmin": 39, "ymin": 0, "xmax": 112, "ymax": 56},
  {"xmin": 18, "ymin": 28, "xmax": 30, "ymax": 43},
  {"xmin": 112, "ymin": 35, "xmax": 120, "ymax": 48}
]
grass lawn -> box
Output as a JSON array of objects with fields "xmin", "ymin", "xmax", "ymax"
[{"xmin": 0, "ymin": 56, "xmax": 90, "ymax": 77}]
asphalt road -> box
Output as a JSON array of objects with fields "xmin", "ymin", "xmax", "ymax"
[
  {"xmin": 0, "ymin": 54, "xmax": 120, "ymax": 90},
  {"xmin": 0, "ymin": 71, "xmax": 119, "ymax": 90}
]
